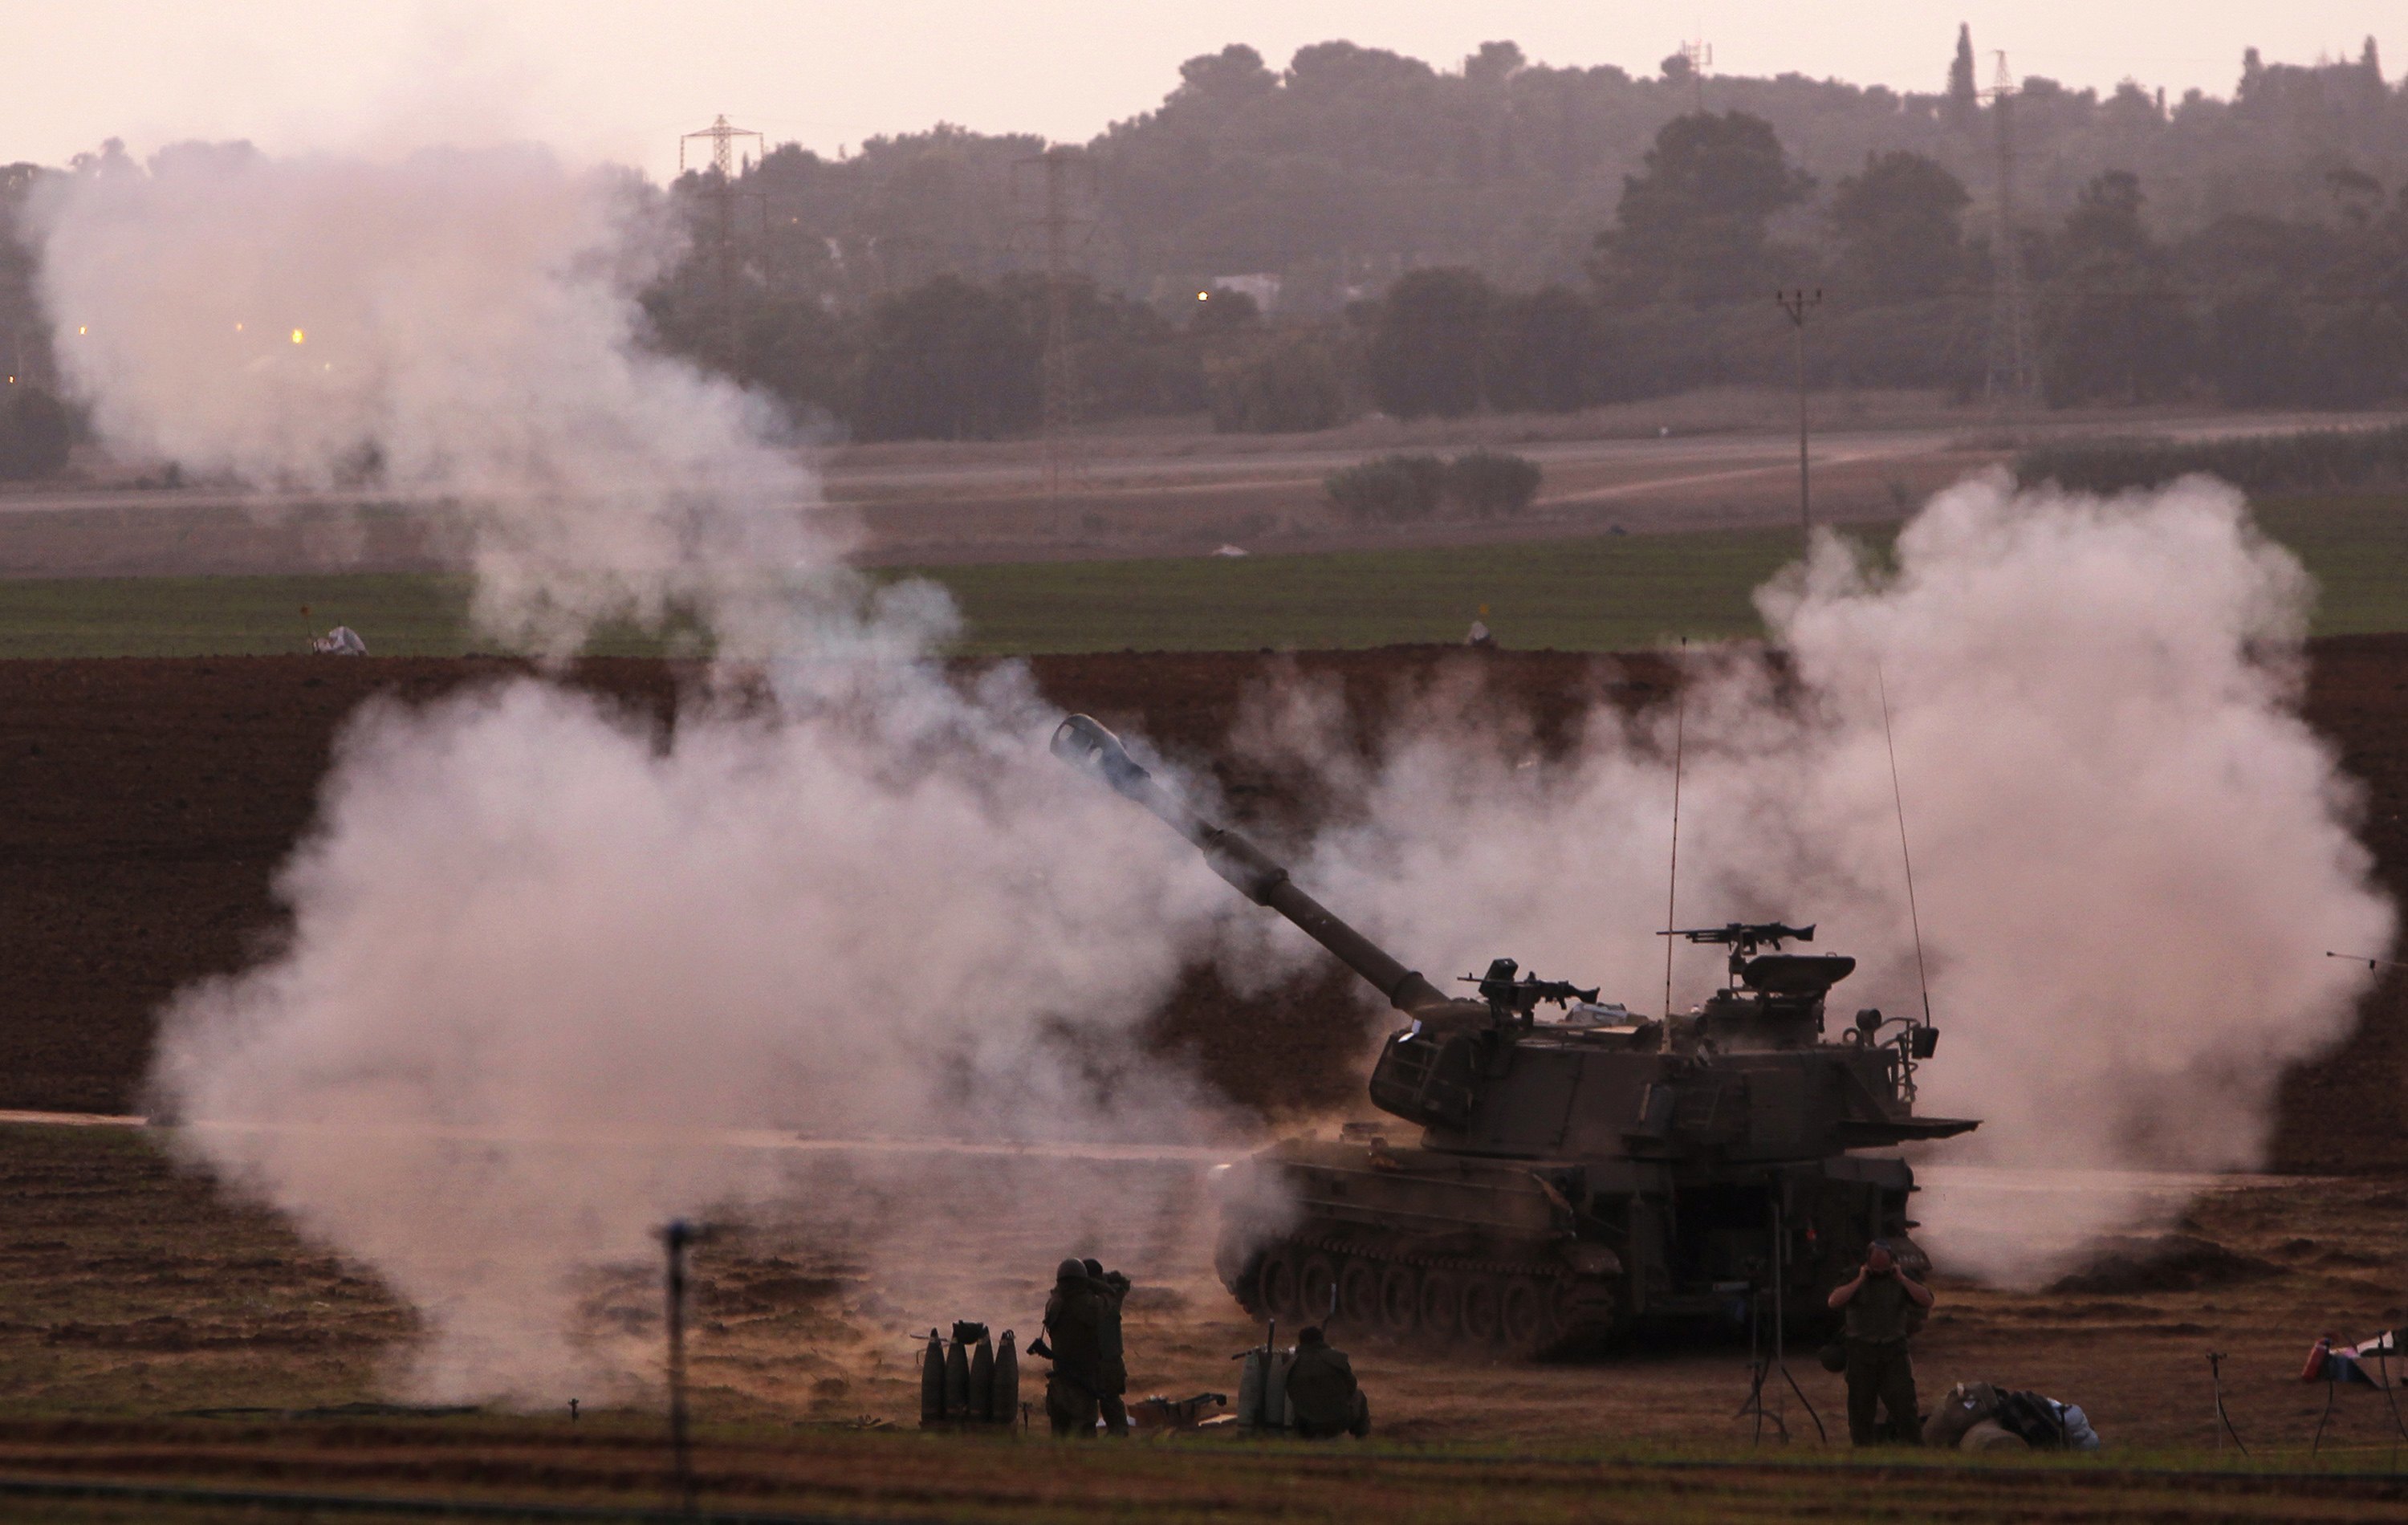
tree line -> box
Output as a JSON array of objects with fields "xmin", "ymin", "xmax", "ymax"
[
  {"xmin": 2, "ymin": 33, "xmax": 2405, "ymax": 458},
  {"xmin": 645, "ymin": 96, "xmax": 2408, "ymax": 437}
]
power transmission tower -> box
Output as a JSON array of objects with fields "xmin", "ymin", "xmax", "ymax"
[
  {"xmin": 1680, "ymin": 39, "xmax": 1713, "ymax": 113},
  {"xmin": 679, "ymin": 114, "xmax": 767, "ymax": 371},
  {"xmin": 1980, "ymin": 55, "xmax": 2040, "ymax": 411},
  {"xmin": 1012, "ymin": 146, "xmax": 1096, "ymax": 504}
]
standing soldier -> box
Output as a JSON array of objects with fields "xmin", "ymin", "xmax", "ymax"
[
  {"xmin": 1081, "ymin": 1258, "xmax": 1132, "ymax": 1438},
  {"xmin": 1825, "ymin": 1238, "xmax": 1934, "ymax": 1445},
  {"xmin": 1039, "ymin": 1257, "xmax": 1104, "ymax": 1438},
  {"xmin": 1283, "ymin": 1327, "xmax": 1371, "ymax": 1438}
]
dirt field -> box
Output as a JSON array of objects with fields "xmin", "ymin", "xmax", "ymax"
[
  {"xmin": 2, "ymin": 642, "xmax": 2406, "ymax": 1515},
  {"xmin": 3, "ymin": 642, "xmax": 2403, "ymax": 1169},
  {"xmin": 5, "ymin": 398, "xmax": 2395, "ymax": 577},
  {"xmin": 3, "ymin": 1119, "xmax": 2407, "ymax": 1519}
]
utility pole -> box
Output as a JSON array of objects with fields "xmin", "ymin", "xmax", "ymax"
[
  {"xmin": 679, "ymin": 115, "xmax": 766, "ymax": 372},
  {"xmin": 1013, "ymin": 146, "xmax": 1096, "ymax": 506},
  {"xmin": 1679, "ymin": 39, "xmax": 1713, "ymax": 113},
  {"xmin": 1980, "ymin": 55, "xmax": 2040, "ymax": 411},
  {"xmin": 1775, "ymin": 288, "xmax": 1822, "ymax": 540}
]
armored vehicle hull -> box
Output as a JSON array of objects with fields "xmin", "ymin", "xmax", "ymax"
[
  {"xmin": 1050, "ymin": 713, "xmax": 1975, "ymax": 1360},
  {"xmin": 1217, "ymin": 1140, "xmax": 1916, "ymax": 1356}
]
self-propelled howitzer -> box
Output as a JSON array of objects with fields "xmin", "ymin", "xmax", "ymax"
[{"xmin": 1051, "ymin": 714, "xmax": 1978, "ymax": 1356}]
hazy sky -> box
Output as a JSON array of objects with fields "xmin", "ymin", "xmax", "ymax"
[{"xmin": 3, "ymin": 2, "xmax": 2396, "ymax": 179}]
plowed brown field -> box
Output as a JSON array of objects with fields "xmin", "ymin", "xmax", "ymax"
[
  {"xmin": 2, "ymin": 643, "xmax": 2402, "ymax": 1169},
  {"xmin": 3, "ymin": 645, "xmax": 2408, "ymax": 1511}
]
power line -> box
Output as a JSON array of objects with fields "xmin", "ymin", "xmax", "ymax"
[
  {"xmin": 1775, "ymin": 287, "xmax": 1822, "ymax": 540},
  {"xmin": 1981, "ymin": 55, "xmax": 2041, "ymax": 413},
  {"xmin": 1011, "ymin": 145, "xmax": 1096, "ymax": 505}
]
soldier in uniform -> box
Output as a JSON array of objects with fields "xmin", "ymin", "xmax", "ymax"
[
  {"xmin": 1081, "ymin": 1258, "xmax": 1132, "ymax": 1438},
  {"xmin": 1825, "ymin": 1238, "xmax": 1934, "ymax": 1445},
  {"xmin": 1283, "ymin": 1326, "xmax": 1371, "ymax": 1439},
  {"xmin": 1040, "ymin": 1257, "xmax": 1104, "ymax": 1438}
]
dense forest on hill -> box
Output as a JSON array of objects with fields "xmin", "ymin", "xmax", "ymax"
[{"xmin": 3, "ymin": 31, "xmax": 2406, "ymax": 455}]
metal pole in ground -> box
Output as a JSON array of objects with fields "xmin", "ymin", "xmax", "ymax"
[
  {"xmin": 1771, "ymin": 1196, "xmax": 1824, "ymax": 1445},
  {"xmin": 2208, "ymin": 1351, "xmax": 2248, "ymax": 1456},
  {"xmin": 2312, "ymin": 1357, "xmax": 2338, "ymax": 1459},
  {"xmin": 664, "ymin": 1219, "xmax": 699, "ymax": 1513},
  {"xmin": 1775, "ymin": 289, "xmax": 1821, "ymax": 543}
]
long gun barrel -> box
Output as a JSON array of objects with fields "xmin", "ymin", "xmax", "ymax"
[{"xmin": 1051, "ymin": 715, "xmax": 1454, "ymax": 1019}]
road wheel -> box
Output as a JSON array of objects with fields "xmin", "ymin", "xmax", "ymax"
[
  {"xmin": 1258, "ymin": 1243, "xmax": 1301, "ymax": 1324},
  {"xmin": 1459, "ymin": 1276, "xmax": 1503, "ymax": 1351},
  {"xmin": 1418, "ymin": 1271, "xmax": 1461, "ymax": 1348},
  {"xmin": 1377, "ymin": 1264, "xmax": 1420, "ymax": 1344},
  {"xmin": 1499, "ymin": 1275, "xmax": 1554, "ymax": 1358},
  {"xmin": 1231, "ymin": 1250, "xmax": 1268, "ymax": 1317},
  {"xmin": 1339, "ymin": 1259, "xmax": 1381, "ymax": 1329},
  {"xmin": 1297, "ymin": 1254, "xmax": 1338, "ymax": 1325}
]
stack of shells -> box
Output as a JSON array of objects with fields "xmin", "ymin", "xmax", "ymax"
[{"xmin": 919, "ymin": 1321, "xmax": 1019, "ymax": 1428}]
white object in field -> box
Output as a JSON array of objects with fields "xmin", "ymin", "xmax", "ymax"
[
  {"xmin": 1466, "ymin": 620, "xmax": 1493, "ymax": 646},
  {"xmin": 311, "ymin": 625, "xmax": 368, "ymax": 656},
  {"xmin": 2054, "ymin": 1402, "xmax": 2101, "ymax": 1450},
  {"xmin": 1212, "ymin": 544, "xmax": 1248, "ymax": 558}
]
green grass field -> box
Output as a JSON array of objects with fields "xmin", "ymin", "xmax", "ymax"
[{"xmin": 0, "ymin": 494, "xmax": 2402, "ymax": 658}]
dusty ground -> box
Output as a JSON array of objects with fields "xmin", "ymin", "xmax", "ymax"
[
  {"xmin": 2, "ymin": 1119, "xmax": 2406, "ymax": 1478},
  {"xmin": 2, "ymin": 641, "xmax": 2406, "ymax": 1512}
]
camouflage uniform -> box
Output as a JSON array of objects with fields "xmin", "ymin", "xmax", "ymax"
[
  {"xmin": 1041, "ymin": 1259, "xmax": 1104, "ymax": 1438},
  {"xmin": 1284, "ymin": 1332, "xmax": 1371, "ymax": 1439},
  {"xmin": 1084, "ymin": 1259, "xmax": 1132, "ymax": 1438},
  {"xmin": 1841, "ymin": 1274, "xmax": 1921, "ymax": 1445}
]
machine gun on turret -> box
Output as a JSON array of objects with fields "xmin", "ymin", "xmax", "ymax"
[
  {"xmin": 1462, "ymin": 958, "xmax": 1599, "ymax": 1025},
  {"xmin": 1661, "ymin": 921, "xmax": 1861, "ymax": 1002}
]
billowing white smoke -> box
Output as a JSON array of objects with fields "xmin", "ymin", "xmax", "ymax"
[
  {"xmin": 154, "ymin": 673, "xmax": 1230, "ymax": 1398},
  {"xmin": 1256, "ymin": 473, "xmax": 2391, "ymax": 1276},
  {"xmin": 41, "ymin": 143, "xmax": 1237, "ymax": 1400},
  {"xmin": 47, "ymin": 138, "xmax": 2391, "ymax": 1391},
  {"xmin": 35, "ymin": 140, "xmax": 826, "ymax": 655}
]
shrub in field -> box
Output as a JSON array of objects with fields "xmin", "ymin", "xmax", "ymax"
[
  {"xmin": 1443, "ymin": 449, "xmax": 1543, "ymax": 518},
  {"xmin": 1326, "ymin": 453, "xmax": 1445, "ymax": 522},
  {"xmin": 2014, "ymin": 423, "xmax": 2408, "ymax": 497}
]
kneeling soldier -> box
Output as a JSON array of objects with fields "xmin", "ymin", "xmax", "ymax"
[{"xmin": 1283, "ymin": 1326, "xmax": 1370, "ymax": 1439}]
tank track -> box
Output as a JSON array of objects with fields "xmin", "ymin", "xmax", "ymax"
[{"xmin": 1230, "ymin": 1231, "xmax": 1623, "ymax": 1360}]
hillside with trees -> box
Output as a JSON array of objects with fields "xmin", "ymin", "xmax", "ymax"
[
  {"xmin": 6, "ymin": 31, "xmax": 2408, "ymax": 453},
  {"xmin": 637, "ymin": 31, "xmax": 2408, "ymax": 438}
]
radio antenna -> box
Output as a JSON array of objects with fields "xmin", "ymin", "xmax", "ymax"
[
  {"xmin": 2328, "ymin": 950, "xmax": 2408, "ymax": 970},
  {"xmin": 1662, "ymin": 640, "xmax": 1689, "ymax": 1024},
  {"xmin": 1877, "ymin": 664, "xmax": 1933, "ymax": 1030}
]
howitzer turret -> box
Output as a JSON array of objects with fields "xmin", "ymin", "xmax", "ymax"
[{"xmin": 1052, "ymin": 714, "xmax": 1979, "ymax": 1357}]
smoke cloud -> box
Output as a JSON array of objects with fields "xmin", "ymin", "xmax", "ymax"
[
  {"xmin": 41, "ymin": 141, "xmax": 1241, "ymax": 1400},
  {"xmin": 1251, "ymin": 472, "xmax": 2390, "ymax": 1276},
  {"xmin": 49, "ymin": 138, "xmax": 2390, "ymax": 1397},
  {"xmin": 35, "ymin": 140, "xmax": 830, "ymax": 655},
  {"xmin": 153, "ymin": 671, "xmax": 1237, "ymax": 1397}
]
